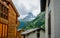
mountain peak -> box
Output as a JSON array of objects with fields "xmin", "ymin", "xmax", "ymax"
[{"xmin": 23, "ymin": 12, "xmax": 35, "ymax": 21}]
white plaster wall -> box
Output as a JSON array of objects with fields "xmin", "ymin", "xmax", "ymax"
[
  {"xmin": 53, "ymin": 0, "xmax": 60, "ymax": 38},
  {"xmin": 28, "ymin": 31, "xmax": 37, "ymax": 38},
  {"xmin": 40, "ymin": 30, "xmax": 45, "ymax": 38},
  {"xmin": 46, "ymin": 0, "xmax": 60, "ymax": 38},
  {"xmin": 22, "ymin": 30, "xmax": 45, "ymax": 38}
]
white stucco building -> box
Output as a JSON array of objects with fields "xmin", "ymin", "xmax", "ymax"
[
  {"xmin": 21, "ymin": 28, "xmax": 45, "ymax": 38},
  {"xmin": 45, "ymin": 0, "xmax": 60, "ymax": 38}
]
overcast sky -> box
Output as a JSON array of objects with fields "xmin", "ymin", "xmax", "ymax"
[{"xmin": 12, "ymin": 0, "xmax": 40, "ymax": 19}]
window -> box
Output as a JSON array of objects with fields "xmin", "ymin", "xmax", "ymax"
[
  {"xmin": 0, "ymin": 13, "xmax": 3, "ymax": 18},
  {"xmin": 0, "ymin": 3, "xmax": 8, "ymax": 20},
  {"xmin": 0, "ymin": 3, "xmax": 2, "ymax": 17},
  {"xmin": 2, "ymin": 0, "xmax": 5, "ymax": 1},
  {"xmin": 0, "ymin": 3, "xmax": 1, "ymax": 11},
  {"xmin": 1, "ymin": 5, "xmax": 3, "ymax": 11},
  {"xmin": 3, "ymin": 6, "xmax": 5, "ymax": 12}
]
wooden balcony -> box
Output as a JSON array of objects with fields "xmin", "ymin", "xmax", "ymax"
[
  {"xmin": 0, "ymin": 0, "xmax": 9, "ymax": 9},
  {"xmin": 0, "ymin": 17, "xmax": 8, "ymax": 24}
]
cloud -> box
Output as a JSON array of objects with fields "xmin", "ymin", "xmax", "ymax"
[{"xmin": 12, "ymin": 0, "xmax": 40, "ymax": 19}]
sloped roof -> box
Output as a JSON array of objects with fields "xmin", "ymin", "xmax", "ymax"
[
  {"xmin": 21, "ymin": 28, "xmax": 45, "ymax": 35},
  {"xmin": 6, "ymin": 0, "xmax": 20, "ymax": 17}
]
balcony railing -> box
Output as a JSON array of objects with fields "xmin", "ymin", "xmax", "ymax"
[{"xmin": 0, "ymin": 17, "xmax": 8, "ymax": 24}]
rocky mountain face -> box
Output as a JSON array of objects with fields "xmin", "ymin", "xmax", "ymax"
[{"xmin": 23, "ymin": 12, "xmax": 35, "ymax": 21}]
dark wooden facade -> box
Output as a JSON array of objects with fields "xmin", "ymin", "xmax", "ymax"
[{"xmin": 0, "ymin": 0, "xmax": 19, "ymax": 38}]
